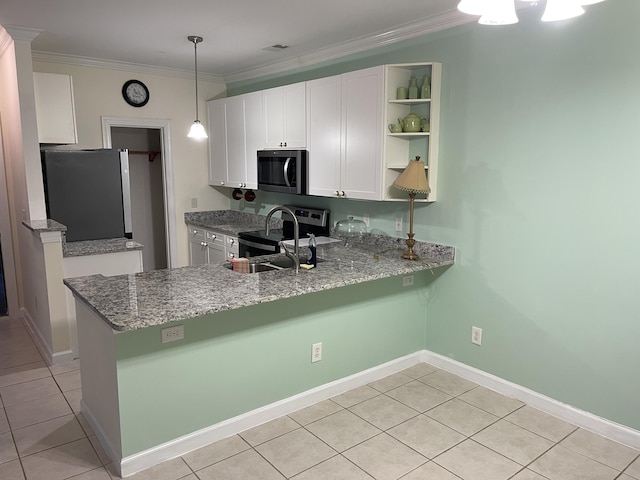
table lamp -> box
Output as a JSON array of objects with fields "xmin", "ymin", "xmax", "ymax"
[{"xmin": 392, "ymin": 156, "xmax": 430, "ymax": 260}]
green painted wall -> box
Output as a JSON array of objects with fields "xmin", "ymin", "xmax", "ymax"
[
  {"xmin": 114, "ymin": 274, "xmax": 433, "ymax": 456},
  {"xmin": 227, "ymin": 0, "xmax": 640, "ymax": 431}
]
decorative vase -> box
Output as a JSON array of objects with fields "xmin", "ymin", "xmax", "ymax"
[
  {"xmin": 408, "ymin": 75, "xmax": 418, "ymax": 99},
  {"xmin": 420, "ymin": 74, "xmax": 431, "ymax": 99}
]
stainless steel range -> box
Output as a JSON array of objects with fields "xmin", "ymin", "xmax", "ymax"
[{"xmin": 238, "ymin": 205, "xmax": 330, "ymax": 258}]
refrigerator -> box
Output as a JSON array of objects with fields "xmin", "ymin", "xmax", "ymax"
[{"xmin": 41, "ymin": 149, "xmax": 132, "ymax": 242}]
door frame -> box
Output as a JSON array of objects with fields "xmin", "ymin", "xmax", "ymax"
[{"xmin": 101, "ymin": 116, "xmax": 177, "ymax": 268}]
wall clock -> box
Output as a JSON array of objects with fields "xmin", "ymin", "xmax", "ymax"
[{"xmin": 122, "ymin": 80, "xmax": 150, "ymax": 107}]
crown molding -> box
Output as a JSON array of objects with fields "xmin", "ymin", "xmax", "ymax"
[
  {"xmin": 31, "ymin": 51, "xmax": 224, "ymax": 84},
  {"xmin": 4, "ymin": 26, "xmax": 42, "ymax": 42},
  {"xmin": 28, "ymin": 9, "xmax": 472, "ymax": 85},
  {"xmin": 224, "ymin": 9, "xmax": 474, "ymax": 83}
]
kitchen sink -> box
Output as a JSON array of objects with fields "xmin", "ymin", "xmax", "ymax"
[{"xmin": 225, "ymin": 256, "xmax": 322, "ymax": 273}]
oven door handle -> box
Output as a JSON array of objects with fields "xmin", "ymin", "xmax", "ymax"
[
  {"xmin": 239, "ymin": 238, "xmax": 280, "ymax": 252},
  {"xmin": 283, "ymin": 157, "xmax": 292, "ymax": 187}
]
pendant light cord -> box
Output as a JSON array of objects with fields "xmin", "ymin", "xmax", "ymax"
[{"xmin": 188, "ymin": 36, "xmax": 203, "ymax": 122}]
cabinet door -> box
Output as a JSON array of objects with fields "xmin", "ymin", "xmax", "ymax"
[
  {"xmin": 33, "ymin": 72, "xmax": 78, "ymax": 144},
  {"xmin": 283, "ymin": 82, "xmax": 306, "ymax": 148},
  {"xmin": 263, "ymin": 83, "xmax": 306, "ymax": 148},
  {"xmin": 205, "ymin": 231, "xmax": 226, "ymax": 264},
  {"xmin": 207, "ymin": 99, "xmax": 228, "ymax": 187},
  {"xmin": 243, "ymin": 91, "xmax": 263, "ymax": 189},
  {"xmin": 341, "ymin": 66, "xmax": 384, "ymax": 200},
  {"xmin": 188, "ymin": 228, "xmax": 208, "ymax": 265},
  {"xmin": 306, "ymin": 75, "xmax": 342, "ymax": 197},
  {"xmin": 225, "ymin": 96, "xmax": 247, "ymax": 188},
  {"xmin": 263, "ymin": 87, "xmax": 286, "ymax": 148}
]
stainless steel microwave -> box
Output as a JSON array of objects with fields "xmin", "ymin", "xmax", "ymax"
[{"xmin": 257, "ymin": 149, "xmax": 308, "ymax": 195}]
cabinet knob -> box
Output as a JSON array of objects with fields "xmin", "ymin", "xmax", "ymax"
[
  {"xmin": 335, "ymin": 191, "xmax": 340, "ymax": 196},
  {"xmin": 341, "ymin": 191, "xmax": 346, "ymax": 197},
  {"xmin": 211, "ymin": 234, "xmax": 216, "ymax": 239},
  {"xmin": 229, "ymin": 238, "xmax": 235, "ymax": 244},
  {"xmin": 228, "ymin": 253, "xmax": 235, "ymax": 259},
  {"xmin": 193, "ymin": 230, "xmax": 197, "ymax": 234},
  {"xmin": 220, "ymin": 181, "xmax": 225, "ymax": 185}
]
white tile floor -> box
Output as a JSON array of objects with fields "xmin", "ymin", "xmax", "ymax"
[{"xmin": 1, "ymin": 315, "xmax": 639, "ymax": 480}]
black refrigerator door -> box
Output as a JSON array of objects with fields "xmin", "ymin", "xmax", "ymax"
[{"xmin": 42, "ymin": 149, "xmax": 132, "ymax": 242}]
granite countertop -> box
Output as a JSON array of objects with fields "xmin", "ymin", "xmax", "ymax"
[
  {"xmin": 64, "ymin": 235, "xmax": 454, "ymax": 332},
  {"xmin": 63, "ymin": 238, "xmax": 144, "ymax": 258},
  {"xmin": 184, "ymin": 210, "xmax": 283, "ymax": 236},
  {"xmin": 22, "ymin": 219, "xmax": 67, "ymax": 233}
]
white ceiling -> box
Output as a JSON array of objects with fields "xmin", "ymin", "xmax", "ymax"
[{"xmin": 0, "ymin": 0, "xmax": 470, "ymax": 82}]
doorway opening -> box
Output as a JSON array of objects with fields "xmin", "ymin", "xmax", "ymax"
[
  {"xmin": 101, "ymin": 116, "xmax": 177, "ymax": 269},
  {"xmin": 112, "ymin": 127, "xmax": 167, "ymax": 271}
]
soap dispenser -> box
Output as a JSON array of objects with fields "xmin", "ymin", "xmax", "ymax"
[{"xmin": 307, "ymin": 234, "xmax": 317, "ymax": 267}]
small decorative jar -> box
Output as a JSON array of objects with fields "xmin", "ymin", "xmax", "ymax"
[{"xmin": 396, "ymin": 86, "xmax": 407, "ymax": 99}]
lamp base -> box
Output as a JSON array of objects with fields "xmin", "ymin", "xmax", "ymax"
[{"xmin": 401, "ymin": 234, "xmax": 419, "ymax": 260}]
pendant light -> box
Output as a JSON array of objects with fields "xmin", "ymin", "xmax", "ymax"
[
  {"xmin": 187, "ymin": 35, "xmax": 208, "ymax": 140},
  {"xmin": 479, "ymin": 0, "xmax": 519, "ymax": 25},
  {"xmin": 541, "ymin": 0, "xmax": 585, "ymax": 21}
]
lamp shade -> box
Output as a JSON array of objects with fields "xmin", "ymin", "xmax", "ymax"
[
  {"xmin": 479, "ymin": 0, "xmax": 519, "ymax": 25},
  {"xmin": 542, "ymin": 0, "xmax": 584, "ymax": 21},
  {"xmin": 457, "ymin": 0, "xmax": 485, "ymax": 15},
  {"xmin": 188, "ymin": 120, "xmax": 208, "ymax": 140},
  {"xmin": 393, "ymin": 158, "xmax": 430, "ymax": 194}
]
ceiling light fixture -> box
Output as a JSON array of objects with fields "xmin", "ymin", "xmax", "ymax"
[
  {"xmin": 187, "ymin": 35, "xmax": 208, "ymax": 140},
  {"xmin": 457, "ymin": 0, "xmax": 605, "ymax": 24}
]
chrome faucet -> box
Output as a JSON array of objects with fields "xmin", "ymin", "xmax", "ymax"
[{"xmin": 265, "ymin": 205, "xmax": 299, "ymax": 273}]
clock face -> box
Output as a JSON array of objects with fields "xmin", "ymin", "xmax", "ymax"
[{"xmin": 122, "ymin": 80, "xmax": 149, "ymax": 107}]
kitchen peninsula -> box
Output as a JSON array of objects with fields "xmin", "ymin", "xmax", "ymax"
[{"xmin": 64, "ymin": 216, "xmax": 454, "ymax": 477}]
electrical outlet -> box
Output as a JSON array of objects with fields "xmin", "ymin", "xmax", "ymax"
[
  {"xmin": 239, "ymin": 198, "xmax": 246, "ymax": 209},
  {"xmin": 471, "ymin": 326, "xmax": 482, "ymax": 346},
  {"xmin": 403, "ymin": 275, "xmax": 414, "ymax": 287},
  {"xmin": 395, "ymin": 217, "xmax": 403, "ymax": 232},
  {"xmin": 312, "ymin": 342, "xmax": 322, "ymax": 363},
  {"xmin": 162, "ymin": 325, "xmax": 184, "ymax": 343},
  {"xmin": 363, "ymin": 213, "xmax": 370, "ymax": 227},
  {"xmin": 191, "ymin": 197, "xmax": 198, "ymax": 208}
]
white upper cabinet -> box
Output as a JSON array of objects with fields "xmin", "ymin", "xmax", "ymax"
[
  {"xmin": 33, "ymin": 72, "xmax": 78, "ymax": 144},
  {"xmin": 307, "ymin": 66, "xmax": 384, "ymax": 200},
  {"xmin": 207, "ymin": 98, "xmax": 228, "ymax": 187},
  {"xmin": 207, "ymin": 91, "xmax": 263, "ymax": 189},
  {"xmin": 306, "ymin": 75, "xmax": 342, "ymax": 197},
  {"xmin": 263, "ymin": 82, "xmax": 306, "ymax": 149}
]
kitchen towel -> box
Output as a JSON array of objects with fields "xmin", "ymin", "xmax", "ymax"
[{"xmin": 231, "ymin": 257, "xmax": 250, "ymax": 273}]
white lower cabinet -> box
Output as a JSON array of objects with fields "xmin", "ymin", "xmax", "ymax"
[
  {"xmin": 307, "ymin": 66, "xmax": 384, "ymax": 200},
  {"xmin": 188, "ymin": 227, "xmax": 208, "ymax": 265},
  {"xmin": 188, "ymin": 226, "xmax": 238, "ymax": 265}
]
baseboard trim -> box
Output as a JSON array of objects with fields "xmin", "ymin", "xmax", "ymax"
[
  {"xmin": 21, "ymin": 307, "xmax": 54, "ymax": 365},
  {"xmin": 80, "ymin": 400, "xmax": 123, "ymax": 469},
  {"xmin": 420, "ymin": 350, "xmax": 640, "ymax": 450},
  {"xmin": 117, "ymin": 352, "xmax": 424, "ymax": 477},
  {"xmin": 21, "ymin": 307, "xmax": 75, "ymax": 365},
  {"xmin": 104, "ymin": 349, "xmax": 640, "ymax": 477}
]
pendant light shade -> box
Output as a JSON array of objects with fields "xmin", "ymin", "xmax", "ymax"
[
  {"xmin": 541, "ymin": 0, "xmax": 585, "ymax": 21},
  {"xmin": 188, "ymin": 120, "xmax": 207, "ymax": 139},
  {"xmin": 478, "ymin": 0, "xmax": 519, "ymax": 25},
  {"xmin": 187, "ymin": 35, "xmax": 208, "ymax": 140},
  {"xmin": 457, "ymin": 0, "xmax": 486, "ymax": 15}
]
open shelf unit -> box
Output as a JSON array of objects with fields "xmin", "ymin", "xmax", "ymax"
[{"xmin": 383, "ymin": 62, "xmax": 441, "ymax": 202}]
